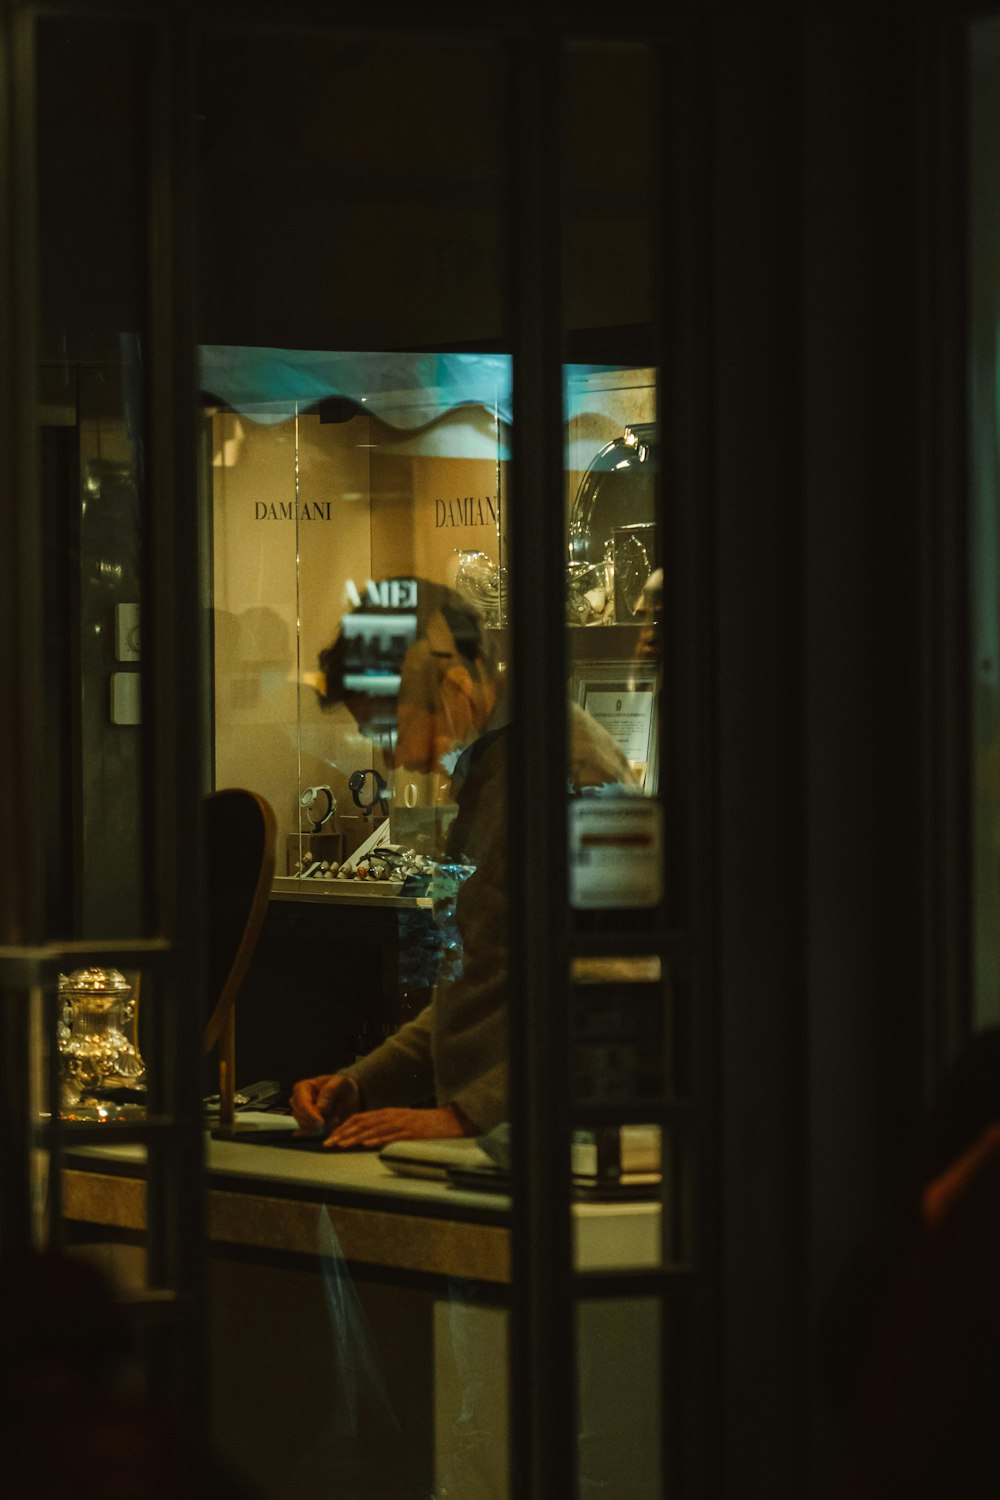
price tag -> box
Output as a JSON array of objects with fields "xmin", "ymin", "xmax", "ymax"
[{"xmin": 569, "ymin": 797, "xmax": 663, "ymax": 909}]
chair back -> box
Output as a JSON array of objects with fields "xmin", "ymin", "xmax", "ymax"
[{"xmin": 202, "ymin": 789, "xmax": 276, "ymax": 1123}]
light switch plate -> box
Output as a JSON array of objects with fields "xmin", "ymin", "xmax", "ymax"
[{"xmin": 115, "ymin": 602, "xmax": 141, "ymax": 662}]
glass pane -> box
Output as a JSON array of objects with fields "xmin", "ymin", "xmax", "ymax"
[
  {"xmin": 33, "ymin": 17, "xmax": 220, "ymax": 1451},
  {"xmin": 970, "ymin": 19, "xmax": 1000, "ymax": 1030},
  {"xmin": 197, "ymin": 27, "xmax": 511, "ymax": 1498},
  {"xmin": 563, "ymin": 40, "xmax": 671, "ymax": 1242},
  {"xmin": 36, "ymin": 20, "xmax": 151, "ymax": 940},
  {"xmin": 35, "ymin": 9, "xmax": 183, "ymax": 1362},
  {"xmin": 569, "ymin": 953, "xmax": 701, "ymax": 1276},
  {"xmin": 577, "ymin": 1299, "xmax": 662, "ymax": 1500},
  {"xmin": 564, "ymin": 43, "xmax": 659, "ymax": 915},
  {"xmin": 561, "ymin": 41, "xmax": 673, "ymax": 1494}
]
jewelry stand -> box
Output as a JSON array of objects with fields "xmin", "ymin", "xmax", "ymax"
[{"xmin": 286, "ymin": 829, "xmax": 345, "ymax": 876}]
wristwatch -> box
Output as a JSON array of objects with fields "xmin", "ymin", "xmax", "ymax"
[
  {"xmin": 348, "ymin": 768, "xmax": 388, "ymax": 812},
  {"xmin": 300, "ymin": 784, "xmax": 335, "ymax": 832}
]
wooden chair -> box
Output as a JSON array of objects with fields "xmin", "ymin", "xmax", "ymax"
[{"xmin": 202, "ymin": 788, "xmax": 277, "ymax": 1132}]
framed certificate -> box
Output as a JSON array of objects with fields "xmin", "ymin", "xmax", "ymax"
[{"xmin": 572, "ymin": 663, "xmax": 659, "ymax": 793}]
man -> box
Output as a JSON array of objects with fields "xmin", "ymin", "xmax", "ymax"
[{"xmin": 290, "ymin": 577, "xmax": 634, "ymax": 1148}]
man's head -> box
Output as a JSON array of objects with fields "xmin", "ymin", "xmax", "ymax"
[{"xmin": 317, "ymin": 579, "xmax": 498, "ymax": 772}]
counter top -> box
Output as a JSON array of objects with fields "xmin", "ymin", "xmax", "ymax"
[
  {"xmin": 62, "ymin": 1114, "xmax": 662, "ymax": 1281},
  {"xmin": 67, "ymin": 1117, "xmax": 509, "ymax": 1218}
]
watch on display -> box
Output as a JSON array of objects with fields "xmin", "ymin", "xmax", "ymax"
[
  {"xmin": 348, "ymin": 768, "xmax": 388, "ymax": 812},
  {"xmin": 299, "ymin": 784, "xmax": 335, "ymax": 832}
]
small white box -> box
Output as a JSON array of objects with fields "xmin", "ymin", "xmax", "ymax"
[
  {"xmin": 569, "ymin": 797, "xmax": 663, "ymax": 909},
  {"xmin": 110, "ymin": 672, "xmax": 141, "ymax": 726}
]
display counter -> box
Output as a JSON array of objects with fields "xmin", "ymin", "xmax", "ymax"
[
  {"xmin": 61, "ymin": 1112, "xmax": 662, "ymax": 1281},
  {"xmin": 61, "ymin": 1117, "xmax": 663, "ymax": 1499}
]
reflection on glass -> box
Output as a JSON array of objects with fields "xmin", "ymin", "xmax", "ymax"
[
  {"xmin": 434, "ymin": 1285, "xmax": 510, "ymax": 1498},
  {"xmin": 283, "ymin": 1206, "xmax": 431, "ymax": 1495}
]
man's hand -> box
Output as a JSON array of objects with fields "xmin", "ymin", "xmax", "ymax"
[
  {"xmin": 289, "ymin": 1073, "xmax": 361, "ymax": 1140},
  {"xmin": 323, "ymin": 1104, "xmax": 467, "ymax": 1150}
]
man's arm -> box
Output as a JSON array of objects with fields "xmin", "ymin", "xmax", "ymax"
[{"xmin": 339, "ymin": 1001, "xmax": 437, "ymax": 1107}]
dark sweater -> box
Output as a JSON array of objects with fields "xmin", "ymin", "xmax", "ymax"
[{"xmin": 343, "ymin": 703, "xmax": 634, "ymax": 1131}]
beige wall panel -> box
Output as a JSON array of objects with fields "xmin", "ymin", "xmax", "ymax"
[
  {"xmin": 210, "ymin": 401, "xmax": 507, "ymax": 855},
  {"xmin": 211, "ymin": 411, "xmax": 376, "ymax": 843}
]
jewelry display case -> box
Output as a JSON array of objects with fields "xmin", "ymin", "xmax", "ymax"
[
  {"xmin": 205, "ymin": 348, "xmax": 509, "ymax": 888},
  {"xmin": 204, "ymin": 348, "xmax": 658, "ymax": 890}
]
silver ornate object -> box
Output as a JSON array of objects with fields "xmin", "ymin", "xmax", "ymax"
[
  {"xmin": 613, "ymin": 522, "xmax": 657, "ymax": 621},
  {"xmin": 58, "ymin": 967, "xmax": 146, "ymax": 1108},
  {"xmin": 567, "ymin": 424, "xmax": 657, "ymax": 623},
  {"xmin": 453, "ymin": 549, "xmax": 508, "ymax": 626},
  {"xmin": 566, "ymin": 553, "xmax": 614, "ymax": 625}
]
